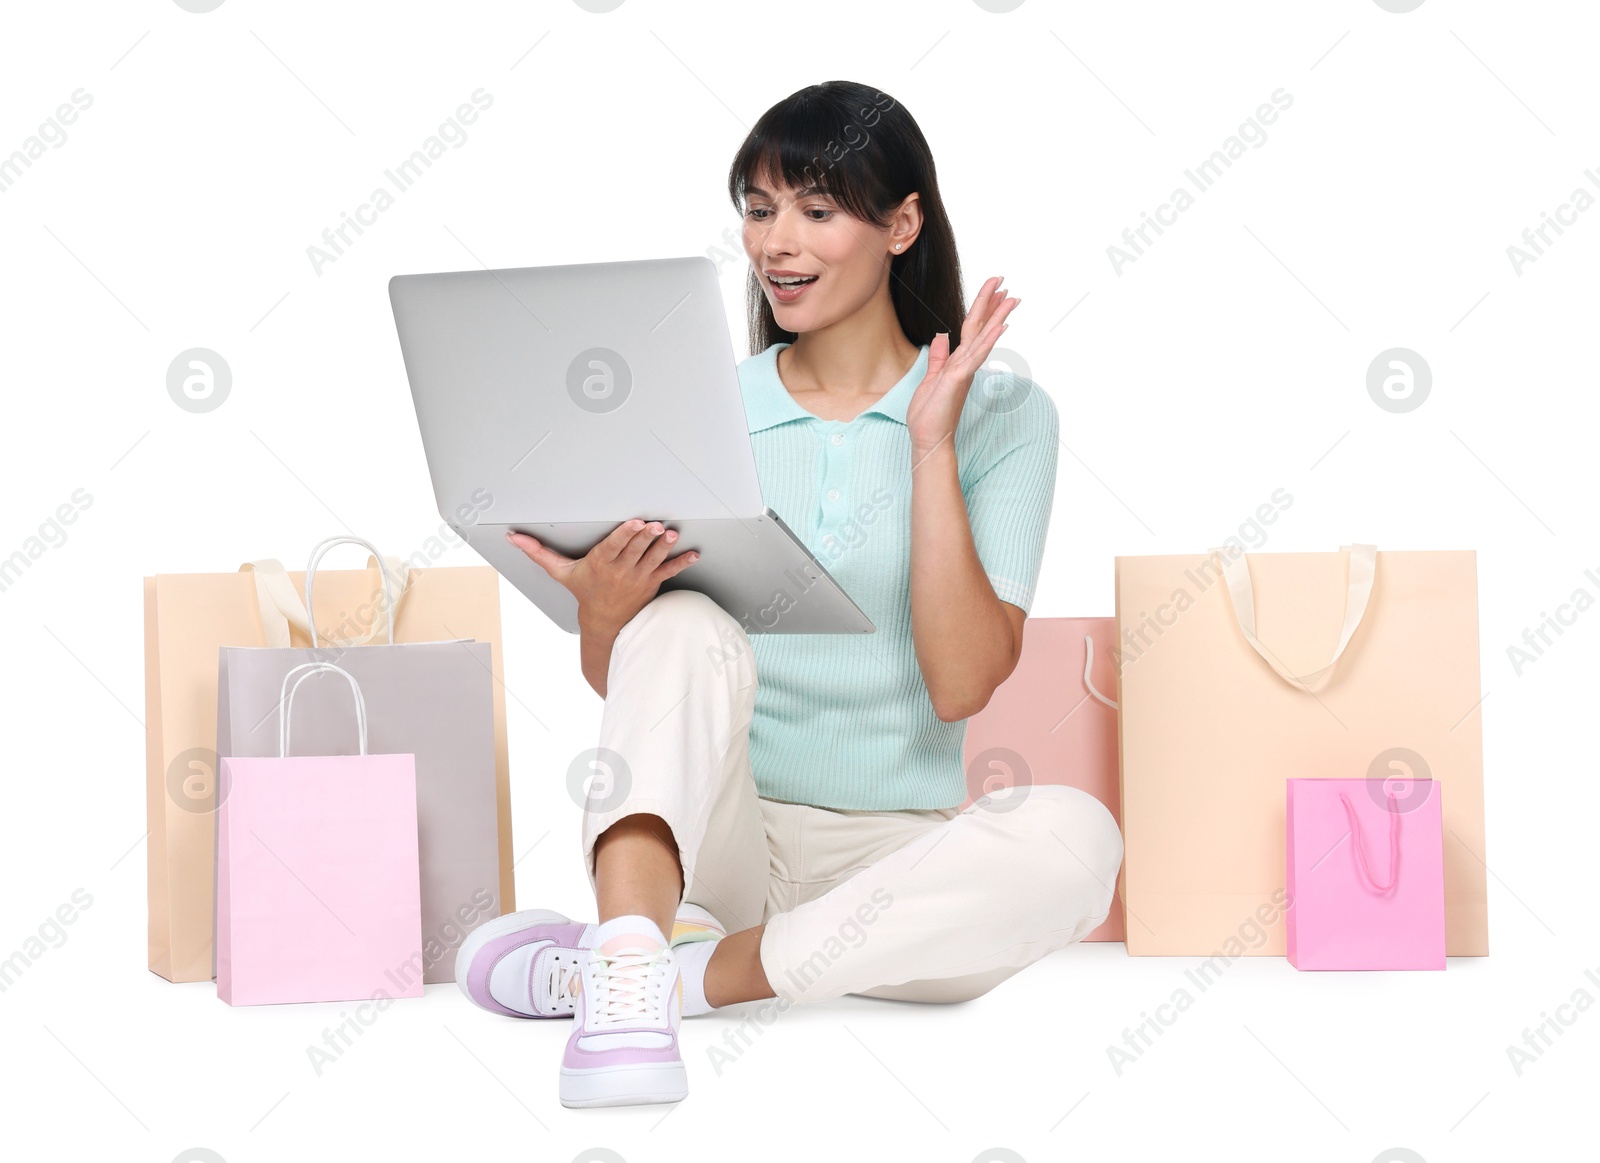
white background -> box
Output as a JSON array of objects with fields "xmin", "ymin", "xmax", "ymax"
[{"xmin": 1, "ymin": 1, "xmax": 1596, "ymax": 1160}]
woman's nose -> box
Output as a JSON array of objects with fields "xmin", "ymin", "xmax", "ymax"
[{"xmin": 760, "ymin": 209, "xmax": 800, "ymax": 255}]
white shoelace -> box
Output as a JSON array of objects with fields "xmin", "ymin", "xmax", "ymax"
[
  {"xmin": 586, "ymin": 946, "xmax": 671, "ymax": 1028},
  {"xmin": 539, "ymin": 950, "xmax": 583, "ymax": 1012}
]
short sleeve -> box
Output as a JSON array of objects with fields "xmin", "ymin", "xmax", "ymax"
[{"xmin": 960, "ymin": 378, "xmax": 1059, "ymax": 615}]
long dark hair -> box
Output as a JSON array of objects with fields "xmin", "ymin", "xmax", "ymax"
[{"xmin": 726, "ymin": 81, "xmax": 966, "ymax": 357}]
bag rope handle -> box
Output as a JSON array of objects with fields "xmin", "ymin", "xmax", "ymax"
[
  {"xmin": 1082, "ymin": 634, "xmax": 1118, "ymax": 710},
  {"xmin": 1338, "ymin": 788, "xmax": 1400, "ymax": 894},
  {"xmin": 277, "ymin": 662, "xmax": 368, "ymax": 758}
]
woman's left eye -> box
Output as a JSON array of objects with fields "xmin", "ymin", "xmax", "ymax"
[{"xmin": 807, "ymin": 209, "xmax": 833, "ymax": 220}]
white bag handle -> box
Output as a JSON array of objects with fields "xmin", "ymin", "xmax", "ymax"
[
  {"xmin": 1212, "ymin": 543, "xmax": 1376, "ymax": 693},
  {"xmin": 303, "ymin": 536, "xmax": 409, "ymax": 648},
  {"xmin": 1082, "ymin": 634, "xmax": 1118, "ymax": 710},
  {"xmin": 241, "ymin": 537, "xmax": 412, "ymax": 649},
  {"xmin": 278, "ymin": 662, "xmax": 368, "ymax": 757}
]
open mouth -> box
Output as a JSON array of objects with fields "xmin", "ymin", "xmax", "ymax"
[{"xmin": 766, "ymin": 273, "xmax": 819, "ymax": 302}]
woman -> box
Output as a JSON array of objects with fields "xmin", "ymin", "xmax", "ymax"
[{"xmin": 456, "ymin": 80, "xmax": 1123, "ymax": 1109}]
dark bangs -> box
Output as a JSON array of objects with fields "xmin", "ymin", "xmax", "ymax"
[{"xmin": 727, "ymin": 99, "xmax": 898, "ymax": 231}]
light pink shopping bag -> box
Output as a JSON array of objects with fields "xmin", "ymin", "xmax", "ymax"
[
  {"xmin": 1285, "ymin": 777, "xmax": 1446, "ymax": 970},
  {"xmin": 217, "ymin": 663, "xmax": 424, "ymax": 1005},
  {"xmin": 963, "ymin": 617, "xmax": 1125, "ymax": 942}
]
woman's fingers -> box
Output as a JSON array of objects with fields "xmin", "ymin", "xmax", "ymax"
[
  {"xmin": 591, "ymin": 518, "xmax": 648, "ymax": 564},
  {"xmin": 957, "ymin": 319, "xmax": 1010, "ymax": 377},
  {"xmin": 963, "ymin": 276, "xmax": 1005, "ymax": 343},
  {"xmin": 653, "ymin": 544, "xmax": 701, "ymax": 584},
  {"xmin": 958, "ymin": 282, "xmax": 989, "ymax": 345},
  {"xmin": 640, "ymin": 525, "xmax": 681, "ymax": 570},
  {"xmin": 505, "ymin": 530, "xmax": 573, "ymax": 577},
  {"xmin": 620, "ymin": 521, "xmax": 668, "ymax": 566},
  {"xmin": 982, "ymin": 294, "xmax": 1019, "ymax": 343},
  {"xmin": 509, "ymin": 521, "xmax": 677, "ymax": 569},
  {"xmin": 946, "ymin": 295, "xmax": 1018, "ymax": 385}
]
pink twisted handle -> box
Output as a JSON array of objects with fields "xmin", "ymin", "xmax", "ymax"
[{"xmin": 1339, "ymin": 789, "xmax": 1400, "ymax": 894}]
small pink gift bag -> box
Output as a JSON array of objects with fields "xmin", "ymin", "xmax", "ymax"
[
  {"xmin": 217, "ymin": 663, "xmax": 424, "ymax": 1005},
  {"xmin": 1285, "ymin": 777, "xmax": 1446, "ymax": 971}
]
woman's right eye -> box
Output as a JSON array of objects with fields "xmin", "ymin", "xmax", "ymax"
[{"xmin": 745, "ymin": 207, "xmax": 771, "ymax": 220}]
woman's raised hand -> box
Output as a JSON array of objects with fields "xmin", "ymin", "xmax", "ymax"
[
  {"xmin": 505, "ymin": 519, "xmax": 699, "ymax": 635},
  {"xmin": 905, "ymin": 275, "xmax": 1019, "ymax": 460}
]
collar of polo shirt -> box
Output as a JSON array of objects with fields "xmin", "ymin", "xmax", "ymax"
[{"xmin": 742, "ymin": 343, "xmax": 931, "ymax": 434}]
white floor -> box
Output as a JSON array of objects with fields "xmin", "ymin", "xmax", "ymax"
[{"xmin": 11, "ymin": 889, "xmax": 1583, "ymax": 1161}]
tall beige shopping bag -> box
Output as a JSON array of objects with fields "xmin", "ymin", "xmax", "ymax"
[
  {"xmin": 145, "ymin": 539, "xmax": 515, "ymax": 983},
  {"xmin": 1114, "ymin": 544, "xmax": 1487, "ymax": 957}
]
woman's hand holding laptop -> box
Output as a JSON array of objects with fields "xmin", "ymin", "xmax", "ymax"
[{"xmin": 505, "ymin": 519, "xmax": 700, "ymax": 638}]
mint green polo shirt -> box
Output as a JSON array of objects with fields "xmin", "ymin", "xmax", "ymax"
[{"xmin": 737, "ymin": 342, "xmax": 1060, "ymax": 810}]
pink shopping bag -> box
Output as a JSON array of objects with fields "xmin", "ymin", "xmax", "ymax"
[
  {"xmin": 962, "ymin": 617, "xmax": 1125, "ymax": 942},
  {"xmin": 217, "ymin": 663, "xmax": 424, "ymax": 1005},
  {"xmin": 1285, "ymin": 777, "xmax": 1446, "ymax": 970}
]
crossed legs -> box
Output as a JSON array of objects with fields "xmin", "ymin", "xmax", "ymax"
[{"xmin": 584, "ymin": 588, "xmax": 1125, "ymax": 1011}]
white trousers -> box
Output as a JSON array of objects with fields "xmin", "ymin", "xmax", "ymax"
[{"xmin": 580, "ymin": 589, "xmax": 1124, "ymax": 1006}]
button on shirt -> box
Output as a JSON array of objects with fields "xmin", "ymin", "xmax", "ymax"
[{"xmin": 737, "ymin": 341, "xmax": 1060, "ymax": 810}]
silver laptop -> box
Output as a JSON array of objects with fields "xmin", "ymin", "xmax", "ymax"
[{"xmin": 388, "ymin": 256, "xmax": 875, "ymax": 636}]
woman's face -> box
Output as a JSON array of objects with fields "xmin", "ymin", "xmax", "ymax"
[{"xmin": 740, "ymin": 167, "xmax": 913, "ymax": 333}]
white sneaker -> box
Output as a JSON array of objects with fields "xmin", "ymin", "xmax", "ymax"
[{"xmin": 559, "ymin": 915, "xmax": 686, "ymax": 1108}]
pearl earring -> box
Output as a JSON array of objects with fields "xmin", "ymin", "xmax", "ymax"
[{"xmin": 893, "ymin": 244, "xmax": 902, "ymax": 251}]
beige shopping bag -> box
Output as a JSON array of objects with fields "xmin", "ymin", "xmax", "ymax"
[
  {"xmin": 1114, "ymin": 544, "xmax": 1487, "ymax": 957},
  {"xmin": 145, "ymin": 541, "xmax": 515, "ymax": 983}
]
